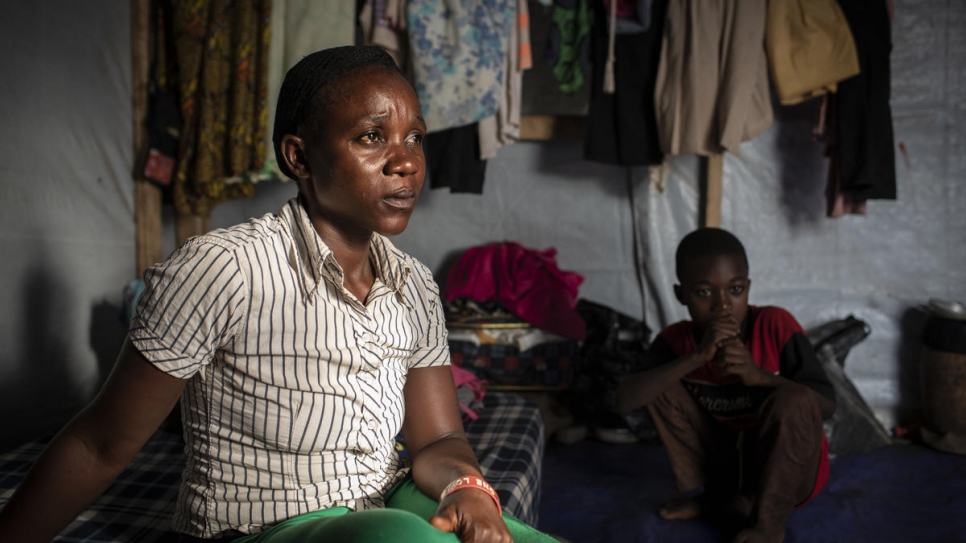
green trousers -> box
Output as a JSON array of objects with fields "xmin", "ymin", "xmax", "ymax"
[{"xmin": 235, "ymin": 477, "xmax": 557, "ymax": 543}]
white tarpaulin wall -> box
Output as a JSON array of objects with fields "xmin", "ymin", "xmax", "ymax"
[
  {"xmin": 0, "ymin": 2, "xmax": 134, "ymax": 451},
  {"xmin": 1, "ymin": 0, "xmax": 963, "ymax": 451}
]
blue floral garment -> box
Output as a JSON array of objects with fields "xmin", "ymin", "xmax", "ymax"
[{"xmin": 407, "ymin": 0, "xmax": 515, "ymax": 133}]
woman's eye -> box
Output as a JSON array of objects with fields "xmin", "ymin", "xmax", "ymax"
[
  {"xmin": 361, "ymin": 132, "xmax": 379, "ymax": 143},
  {"xmin": 407, "ymin": 133, "xmax": 423, "ymax": 145}
]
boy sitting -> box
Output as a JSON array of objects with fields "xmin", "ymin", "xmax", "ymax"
[{"xmin": 616, "ymin": 228, "xmax": 836, "ymax": 543}]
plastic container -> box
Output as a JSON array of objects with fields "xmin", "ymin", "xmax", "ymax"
[{"xmin": 920, "ymin": 302, "xmax": 966, "ymax": 454}]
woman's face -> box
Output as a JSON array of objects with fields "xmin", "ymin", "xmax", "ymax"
[{"xmin": 294, "ymin": 67, "xmax": 427, "ymax": 242}]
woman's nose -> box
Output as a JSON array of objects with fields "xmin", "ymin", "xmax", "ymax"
[{"xmin": 385, "ymin": 144, "xmax": 420, "ymax": 176}]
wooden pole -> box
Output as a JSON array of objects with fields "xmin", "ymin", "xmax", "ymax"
[
  {"xmin": 132, "ymin": 0, "xmax": 163, "ymax": 275},
  {"xmin": 176, "ymin": 214, "xmax": 211, "ymax": 246},
  {"xmin": 701, "ymin": 153, "xmax": 723, "ymax": 228}
]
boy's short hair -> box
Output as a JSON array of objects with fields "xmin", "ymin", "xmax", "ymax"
[
  {"xmin": 675, "ymin": 227, "xmax": 749, "ymax": 281},
  {"xmin": 272, "ymin": 45, "xmax": 402, "ymax": 180}
]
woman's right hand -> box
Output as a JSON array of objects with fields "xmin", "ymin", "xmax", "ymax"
[{"xmin": 430, "ymin": 487, "xmax": 512, "ymax": 543}]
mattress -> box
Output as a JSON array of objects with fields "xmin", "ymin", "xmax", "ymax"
[{"xmin": 0, "ymin": 392, "xmax": 543, "ymax": 542}]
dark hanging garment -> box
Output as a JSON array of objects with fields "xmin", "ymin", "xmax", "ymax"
[
  {"xmin": 832, "ymin": 0, "xmax": 897, "ymax": 201},
  {"xmin": 424, "ymin": 124, "xmax": 488, "ymax": 194},
  {"xmin": 583, "ymin": 0, "xmax": 667, "ymax": 166}
]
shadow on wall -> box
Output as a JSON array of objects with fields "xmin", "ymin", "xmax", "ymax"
[
  {"xmin": 896, "ymin": 305, "xmax": 930, "ymax": 425},
  {"xmin": 0, "ymin": 258, "xmax": 82, "ymax": 453},
  {"xmin": 772, "ymin": 95, "xmax": 829, "ymax": 226},
  {"xmin": 434, "ymin": 248, "xmax": 469, "ymax": 289},
  {"xmin": 89, "ymin": 299, "xmax": 128, "ymax": 385},
  {"xmin": 531, "ymin": 140, "xmax": 632, "ymax": 200}
]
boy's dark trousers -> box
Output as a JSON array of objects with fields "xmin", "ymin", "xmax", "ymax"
[{"xmin": 647, "ymin": 381, "xmax": 824, "ymax": 529}]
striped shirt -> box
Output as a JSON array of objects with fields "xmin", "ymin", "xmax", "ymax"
[{"xmin": 129, "ymin": 197, "xmax": 450, "ymax": 538}]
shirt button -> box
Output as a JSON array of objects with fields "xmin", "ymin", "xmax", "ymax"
[{"xmin": 367, "ymin": 420, "xmax": 377, "ymax": 430}]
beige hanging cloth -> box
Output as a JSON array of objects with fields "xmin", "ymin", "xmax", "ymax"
[
  {"xmin": 654, "ymin": 0, "xmax": 772, "ymax": 157},
  {"xmin": 766, "ymin": 0, "xmax": 860, "ymax": 106}
]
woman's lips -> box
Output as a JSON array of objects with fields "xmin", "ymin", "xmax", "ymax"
[{"xmin": 383, "ymin": 188, "xmax": 417, "ymax": 209}]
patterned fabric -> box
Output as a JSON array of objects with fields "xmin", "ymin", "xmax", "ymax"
[
  {"xmin": 407, "ymin": 0, "xmax": 516, "ymax": 133},
  {"xmin": 453, "ymin": 392, "xmax": 545, "ymax": 526},
  {"xmin": 549, "ymin": 0, "xmax": 593, "ymax": 94},
  {"xmin": 157, "ymin": 1, "xmax": 272, "ymax": 217},
  {"xmin": 129, "ymin": 197, "xmax": 450, "ymax": 538},
  {"xmin": 0, "ymin": 428, "xmax": 183, "ymax": 543},
  {"xmin": 0, "ymin": 394, "xmax": 544, "ymax": 541}
]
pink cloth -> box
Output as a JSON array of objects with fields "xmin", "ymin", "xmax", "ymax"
[
  {"xmin": 443, "ymin": 242, "xmax": 586, "ymax": 340},
  {"xmin": 451, "ymin": 364, "xmax": 488, "ymax": 421}
]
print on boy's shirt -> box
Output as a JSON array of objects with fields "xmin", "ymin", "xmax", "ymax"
[{"xmin": 682, "ymin": 380, "xmax": 768, "ymax": 428}]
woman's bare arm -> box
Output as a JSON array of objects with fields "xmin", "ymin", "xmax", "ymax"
[
  {"xmin": 402, "ymin": 365, "xmax": 510, "ymax": 542},
  {"xmin": 0, "ymin": 337, "xmax": 187, "ymax": 543}
]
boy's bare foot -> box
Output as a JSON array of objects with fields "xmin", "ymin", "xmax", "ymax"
[
  {"xmin": 658, "ymin": 497, "xmax": 703, "ymax": 520},
  {"xmin": 732, "ymin": 526, "xmax": 785, "ymax": 543},
  {"xmin": 659, "ymin": 493, "xmax": 752, "ymax": 521},
  {"xmin": 728, "ymin": 493, "xmax": 754, "ymax": 517}
]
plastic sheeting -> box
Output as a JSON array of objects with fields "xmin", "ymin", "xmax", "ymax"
[
  {"xmin": 1, "ymin": 0, "xmax": 963, "ymax": 453},
  {"xmin": 215, "ymin": 0, "xmax": 966, "ymax": 431},
  {"xmin": 0, "ymin": 1, "xmax": 134, "ymax": 450}
]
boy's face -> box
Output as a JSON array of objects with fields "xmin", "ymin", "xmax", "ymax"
[
  {"xmin": 674, "ymin": 252, "xmax": 751, "ymax": 331},
  {"xmin": 292, "ymin": 67, "xmax": 427, "ymax": 241}
]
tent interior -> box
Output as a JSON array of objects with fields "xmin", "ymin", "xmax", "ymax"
[{"xmin": 1, "ymin": 1, "xmax": 964, "ymax": 542}]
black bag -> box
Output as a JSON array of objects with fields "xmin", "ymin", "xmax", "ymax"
[
  {"xmin": 558, "ymin": 299, "xmax": 655, "ymax": 441},
  {"xmin": 807, "ymin": 315, "xmax": 892, "ymax": 457}
]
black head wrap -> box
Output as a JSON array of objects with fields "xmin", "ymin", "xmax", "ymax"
[{"xmin": 273, "ymin": 45, "xmax": 401, "ymax": 180}]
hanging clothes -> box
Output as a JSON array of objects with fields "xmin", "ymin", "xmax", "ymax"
[
  {"xmin": 407, "ymin": 0, "xmax": 516, "ymax": 133},
  {"xmin": 425, "ymin": 124, "xmax": 488, "ymax": 194},
  {"xmin": 829, "ymin": 0, "xmax": 896, "ymax": 202},
  {"xmin": 654, "ymin": 0, "xmax": 772, "ymax": 157},
  {"xmin": 822, "ymin": 93, "xmax": 868, "ymax": 217},
  {"xmin": 358, "ymin": 0, "xmax": 409, "ymax": 70},
  {"xmin": 156, "ymin": 1, "xmax": 272, "ymax": 218},
  {"xmin": 546, "ymin": 0, "xmax": 594, "ymax": 94},
  {"xmin": 584, "ymin": 0, "xmax": 667, "ymax": 166},
  {"xmin": 765, "ymin": 0, "xmax": 860, "ymax": 106},
  {"xmin": 478, "ymin": 0, "xmax": 533, "ymax": 161},
  {"xmin": 264, "ymin": 1, "xmax": 356, "ymax": 177}
]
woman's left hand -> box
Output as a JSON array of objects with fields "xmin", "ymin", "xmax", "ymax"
[{"xmin": 430, "ymin": 487, "xmax": 513, "ymax": 543}]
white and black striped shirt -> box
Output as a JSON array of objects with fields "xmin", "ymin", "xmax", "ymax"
[{"xmin": 129, "ymin": 198, "xmax": 450, "ymax": 538}]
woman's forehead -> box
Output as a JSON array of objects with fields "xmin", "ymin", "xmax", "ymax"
[{"xmin": 317, "ymin": 67, "xmax": 417, "ymax": 111}]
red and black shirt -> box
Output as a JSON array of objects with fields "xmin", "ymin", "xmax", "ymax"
[{"xmin": 645, "ymin": 305, "xmax": 834, "ymax": 428}]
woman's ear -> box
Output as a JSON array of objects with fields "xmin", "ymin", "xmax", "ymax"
[{"xmin": 280, "ymin": 134, "xmax": 311, "ymax": 179}]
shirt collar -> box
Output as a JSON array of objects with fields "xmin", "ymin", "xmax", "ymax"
[{"xmin": 282, "ymin": 197, "xmax": 411, "ymax": 302}]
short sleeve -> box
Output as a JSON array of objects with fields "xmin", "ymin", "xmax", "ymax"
[
  {"xmin": 405, "ymin": 259, "xmax": 451, "ymax": 370},
  {"xmin": 128, "ymin": 237, "xmax": 247, "ymax": 379}
]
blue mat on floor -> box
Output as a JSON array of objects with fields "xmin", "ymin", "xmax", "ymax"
[{"xmin": 538, "ymin": 440, "xmax": 966, "ymax": 542}]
